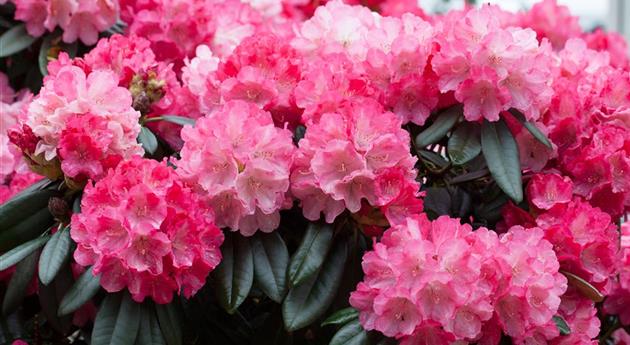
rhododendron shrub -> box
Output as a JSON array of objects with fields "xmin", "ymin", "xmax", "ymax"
[{"xmin": 1, "ymin": 0, "xmax": 629, "ymax": 344}]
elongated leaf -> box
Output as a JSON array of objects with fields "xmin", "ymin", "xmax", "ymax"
[
  {"xmin": 481, "ymin": 120, "xmax": 523, "ymax": 203},
  {"xmin": 39, "ymin": 226, "xmax": 72, "ymax": 285},
  {"xmin": 0, "ymin": 189, "xmax": 55, "ymax": 251},
  {"xmin": 2, "ymin": 250, "xmax": 39, "ymax": 316},
  {"xmin": 561, "ymin": 271, "xmax": 604, "ymax": 303},
  {"xmin": 138, "ymin": 126, "xmax": 158, "ymax": 155},
  {"xmin": 58, "ymin": 266, "xmax": 101, "ymax": 316},
  {"xmin": 448, "ymin": 122, "xmax": 481, "ymax": 165},
  {"xmin": 38, "ymin": 35, "xmax": 53, "ymax": 76},
  {"xmin": 0, "ymin": 235, "xmax": 50, "ymax": 271},
  {"xmin": 322, "ymin": 308, "xmax": 359, "ymax": 327},
  {"xmin": 329, "ymin": 319, "xmax": 369, "ymax": 345},
  {"xmin": 415, "ymin": 105, "xmax": 462, "ymax": 148},
  {"xmin": 160, "ymin": 115, "xmax": 196, "ymax": 126},
  {"xmin": 0, "ymin": 24, "xmax": 37, "ymax": 57},
  {"xmin": 283, "ymin": 240, "xmax": 348, "ymax": 331},
  {"xmin": 155, "ymin": 302, "xmax": 183, "ymax": 345},
  {"xmin": 509, "ymin": 109, "xmax": 552, "ymax": 149},
  {"xmin": 92, "ymin": 293, "xmax": 123, "ymax": 345},
  {"xmin": 39, "ymin": 264, "xmax": 73, "ymax": 334},
  {"xmin": 553, "ymin": 315, "xmax": 571, "ymax": 336},
  {"xmin": 136, "ymin": 304, "xmax": 165, "ymax": 345},
  {"xmin": 110, "ymin": 293, "xmax": 141, "ymax": 345},
  {"xmin": 449, "ymin": 168, "xmax": 489, "ymax": 184},
  {"xmin": 252, "ymin": 232, "xmax": 289, "ymax": 303},
  {"xmin": 288, "ymin": 223, "xmax": 333, "ymax": 287},
  {"xmin": 72, "ymin": 193, "xmax": 82, "ymax": 214},
  {"xmin": 214, "ymin": 233, "xmax": 254, "ymax": 313}
]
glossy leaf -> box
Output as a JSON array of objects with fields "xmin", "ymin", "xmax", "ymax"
[
  {"xmin": 39, "ymin": 226, "xmax": 72, "ymax": 285},
  {"xmin": 283, "ymin": 240, "xmax": 348, "ymax": 331},
  {"xmin": 136, "ymin": 303, "xmax": 165, "ymax": 345},
  {"xmin": 58, "ymin": 266, "xmax": 101, "ymax": 316},
  {"xmin": 155, "ymin": 301, "xmax": 183, "ymax": 345},
  {"xmin": 0, "ymin": 235, "xmax": 50, "ymax": 271},
  {"xmin": 288, "ymin": 223, "xmax": 333, "ymax": 287},
  {"xmin": 415, "ymin": 105, "xmax": 462, "ymax": 148},
  {"xmin": 138, "ymin": 126, "xmax": 158, "ymax": 155},
  {"xmin": 252, "ymin": 232, "xmax": 289, "ymax": 303},
  {"xmin": 553, "ymin": 315, "xmax": 571, "ymax": 336},
  {"xmin": 0, "ymin": 24, "xmax": 37, "ymax": 57},
  {"xmin": 160, "ymin": 115, "xmax": 196, "ymax": 126},
  {"xmin": 561, "ymin": 271, "xmax": 604, "ymax": 303},
  {"xmin": 329, "ymin": 319, "xmax": 369, "ymax": 345},
  {"xmin": 481, "ymin": 120, "xmax": 523, "ymax": 203},
  {"xmin": 448, "ymin": 122, "xmax": 481, "ymax": 165},
  {"xmin": 0, "ymin": 189, "xmax": 55, "ymax": 252},
  {"xmin": 92, "ymin": 293, "xmax": 123, "ymax": 345},
  {"xmin": 508, "ymin": 109, "xmax": 552, "ymax": 149},
  {"xmin": 214, "ymin": 233, "xmax": 254, "ymax": 313},
  {"xmin": 2, "ymin": 250, "xmax": 39, "ymax": 316},
  {"xmin": 38, "ymin": 264, "xmax": 74, "ymax": 334},
  {"xmin": 321, "ymin": 307, "xmax": 359, "ymax": 327},
  {"xmin": 110, "ymin": 293, "xmax": 142, "ymax": 345}
]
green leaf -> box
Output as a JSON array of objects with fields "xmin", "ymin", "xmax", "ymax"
[
  {"xmin": 0, "ymin": 189, "xmax": 55, "ymax": 252},
  {"xmin": 553, "ymin": 315, "xmax": 571, "ymax": 336},
  {"xmin": 415, "ymin": 105, "xmax": 462, "ymax": 148},
  {"xmin": 321, "ymin": 307, "xmax": 358, "ymax": 327},
  {"xmin": 138, "ymin": 126, "xmax": 158, "ymax": 155},
  {"xmin": 509, "ymin": 109, "xmax": 553, "ymax": 149},
  {"xmin": 111, "ymin": 293, "xmax": 142, "ymax": 345},
  {"xmin": 329, "ymin": 319, "xmax": 369, "ymax": 345},
  {"xmin": 214, "ymin": 232, "xmax": 254, "ymax": 313},
  {"xmin": 0, "ymin": 235, "xmax": 50, "ymax": 271},
  {"xmin": 252, "ymin": 232, "xmax": 289, "ymax": 303},
  {"xmin": 283, "ymin": 240, "xmax": 348, "ymax": 331},
  {"xmin": 58, "ymin": 266, "xmax": 101, "ymax": 316},
  {"xmin": 0, "ymin": 24, "xmax": 37, "ymax": 57},
  {"xmin": 561, "ymin": 270, "xmax": 604, "ymax": 303},
  {"xmin": 92, "ymin": 293, "xmax": 123, "ymax": 345},
  {"xmin": 2, "ymin": 250, "xmax": 39, "ymax": 316},
  {"xmin": 288, "ymin": 223, "xmax": 333, "ymax": 287},
  {"xmin": 160, "ymin": 115, "xmax": 196, "ymax": 126},
  {"xmin": 38, "ymin": 34, "xmax": 54, "ymax": 76},
  {"xmin": 136, "ymin": 303, "xmax": 165, "ymax": 345},
  {"xmin": 155, "ymin": 301, "xmax": 183, "ymax": 345},
  {"xmin": 38, "ymin": 264, "xmax": 74, "ymax": 334},
  {"xmin": 39, "ymin": 226, "xmax": 72, "ymax": 285},
  {"xmin": 448, "ymin": 122, "xmax": 481, "ymax": 165},
  {"xmin": 72, "ymin": 192, "xmax": 82, "ymax": 214},
  {"xmin": 481, "ymin": 119, "xmax": 523, "ymax": 203}
]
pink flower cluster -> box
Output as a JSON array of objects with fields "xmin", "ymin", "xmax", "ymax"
[
  {"xmin": 11, "ymin": 64, "xmax": 143, "ymax": 182},
  {"xmin": 11, "ymin": 0, "xmax": 118, "ymax": 44},
  {"xmin": 71, "ymin": 157, "xmax": 224, "ymax": 304},
  {"xmin": 604, "ymin": 222, "xmax": 630, "ymax": 326},
  {"xmin": 290, "ymin": 99, "xmax": 419, "ymax": 224},
  {"xmin": 350, "ymin": 215, "xmax": 567, "ymax": 344},
  {"xmin": 0, "ymin": 73, "xmax": 41, "ymax": 204},
  {"xmin": 177, "ymin": 100, "xmax": 295, "ymax": 235}
]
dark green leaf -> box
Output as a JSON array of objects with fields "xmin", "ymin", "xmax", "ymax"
[
  {"xmin": 138, "ymin": 126, "xmax": 158, "ymax": 155},
  {"xmin": 0, "ymin": 189, "xmax": 55, "ymax": 252},
  {"xmin": 155, "ymin": 301, "xmax": 183, "ymax": 345},
  {"xmin": 0, "ymin": 235, "xmax": 50, "ymax": 271},
  {"xmin": 0, "ymin": 24, "xmax": 37, "ymax": 57},
  {"xmin": 283, "ymin": 240, "xmax": 348, "ymax": 331},
  {"xmin": 288, "ymin": 223, "xmax": 333, "ymax": 287},
  {"xmin": 72, "ymin": 192, "xmax": 82, "ymax": 214},
  {"xmin": 423, "ymin": 187, "xmax": 451, "ymax": 218},
  {"xmin": 561, "ymin": 271, "xmax": 604, "ymax": 303},
  {"xmin": 92, "ymin": 293, "xmax": 123, "ymax": 345},
  {"xmin": 481, "ymin": 120, "xmax": 523, "ymax": 203},
  {"xmin": 136, "ymin": 303, "xmax": 165, "ymax": 345},
  {"xmin": 329, "ymin": 319, "xmax": 369, "ymax": 345},
  {"xmin": 448, "ymin": 122, "xmax": 481, "ymax": 165},
  {"xmin": 321, "ymin": 307, "xmax": 358, "ymax": 327},
  {"xmin": 39, "ymin": 35, "xmax": 53, "ymax": 76},
  {"xmin": 2, "ymin": 250, "xmax": 39, "ymax": 316},
  {"xmin": 252, "ymin": 232, "xmax": 289, "ymax": 303},
  {"xmin": 214, "ymin": 232, "xmax": 254, "ymax": 313},
  {"xmin": 160, "ymin": 115, "xmax": 196, "ymax": 126},
  {"xmin": 449, "ymin": 168, "xmax": 489, "ymax": 184},
  {"xmin": 419, "ymin": 150, "xmax": 449, "ymax": 169},
  {"xmin": 553, "ymin": 315, "xmax": 571, "ymax": 336},
  {"xmin": 58, "ymin": 266, "xmax": 101, "ymax": 316},
  {"xmin": 509, "ymin": 109, "xmax": 552, "ymax": 149},
  {"xmin": 39, "ymin": 226, "xmax": 72, "ymax": 285},
  {"xmin": 38, "ymin": 264, "xmax": 73, "ymax": 334},
  {"xmin": 415, "ymin": 105, "xmax": 462, "ymax": 148},
  {"xmin": 110, "ymin": 293, "xmax": 142, "ymax": 345}
]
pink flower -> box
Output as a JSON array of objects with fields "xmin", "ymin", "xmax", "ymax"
[
  {"xmin": 177, "ymin": 100, "xmax": 295, "ymax": 235},
  {"xmin": 291, "ymin": 99, "xmax": 418, "ymax": 223},
  {"xmin": 518, "ymin": 0, "xmax": 582, "ymax": 49},
  {"xmin": 527, "ymin": 173, "xmax": 573, "ymax": 210},
  {"xmin": 71, "ymin": 157, "xmax": 224, "ymax": 304}
]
